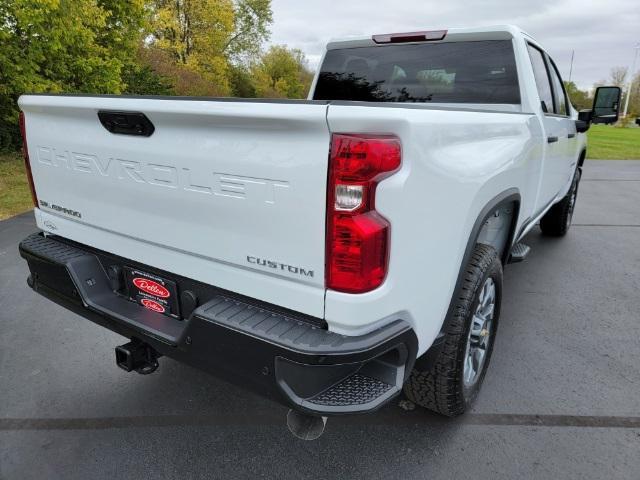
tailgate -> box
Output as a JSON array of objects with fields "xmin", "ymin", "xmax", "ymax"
[{"xmin": 19, "ymin": 95, "xmax": 330, "ymax": 317}]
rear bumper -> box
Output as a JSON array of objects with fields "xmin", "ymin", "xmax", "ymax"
[{"xmin": 19, "ymin": 232, "xmax": 418, "ymax": 415}]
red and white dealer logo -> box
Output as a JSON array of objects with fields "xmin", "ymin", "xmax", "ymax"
[
  {"xmin": 132, "ymin": 277, "xmax": 170, "ymax": 298},
  {"xmin": 141, "ymin": 298, "xmax": 166, "ymax": 313}
]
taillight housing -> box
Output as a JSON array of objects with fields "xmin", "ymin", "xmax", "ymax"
[
  {"xmin": 326, "ymin": 134, "xmax": 401, "ymax": 293},
  {"xmin": 19, "ymin": 112, "xmax": 38, "ymax": 207}
]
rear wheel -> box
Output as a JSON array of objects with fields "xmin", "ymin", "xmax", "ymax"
[
  {"xmin": 404, "ymin": 244, "xmax": 502, "ymax": 416},
  {"xmin": 540, "ymin": 168, "xmax": 581, "ymax": 236}
]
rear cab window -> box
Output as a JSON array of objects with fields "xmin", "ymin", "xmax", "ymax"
[
  {"xmin": 313, "ymin": 40, "xmax": 520, "ymax": 104},
  {"xmin": 526, "ymin": 44, "xmax": 554, "ymax": 113}
]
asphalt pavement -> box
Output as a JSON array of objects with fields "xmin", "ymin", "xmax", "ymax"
[{"xmin": 1, "ymin": 160, "xmax": 639, "ymax": 479}]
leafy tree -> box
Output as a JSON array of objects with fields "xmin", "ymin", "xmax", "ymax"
[
  {"xmin": 628, "ymin": 72, "xmax": 640, "ymax": 117},
  {"xmin": 148, "ymin": 0, "xmax": 272, "ymax": 96},
  {"xmin": 97, "ymin": 0, "xmax": 148, "ymax": 64},
  {"xmin": 224, "ymin": 0, "xmax": 272, "ymax": 62},
  {"xmin": 251, "ymin": 45, "xmax": 313, "ymax": 98},
  {"xmin": 0, "ymin": 0, "xmax": 147, "ymax": 151},
  {"xmin": 137, "ymin": 46, "xmax": 229, "ymax": 96},
  {"xmin": 122, "ymin": 61, "xmax": 175, "ymax": 95},
  {"xmin": 228, "ymin": 64, "xmax": 257, "ymax": 97},
  {"xmin": 564, "ymin": 81, "xmax": 591, "ymax": 111}
]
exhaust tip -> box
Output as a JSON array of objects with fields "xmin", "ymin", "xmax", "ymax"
[{"xmin": 286, "ymin": 409, "xmax": 327, "ymax": 440}]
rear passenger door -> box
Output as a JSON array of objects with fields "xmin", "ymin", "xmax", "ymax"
[
  {"xmin": 526, "ymin": 44, "xmax": 573, "ymax": 212},
  {"xmin": 547, "ymin": 56, "xmax": 578, "ymax": 190}
]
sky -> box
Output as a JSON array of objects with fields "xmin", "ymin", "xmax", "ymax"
[{"xmin": 269, "ymin": 0, "xmax": 640, "ymax": 90}]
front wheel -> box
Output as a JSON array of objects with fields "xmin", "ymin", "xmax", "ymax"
[
  {"xmin": 540, "ymin": 168, "xmax": 581, "ymax": 236},
  {"xmin": 403, "ymin": 244, "xmax": 502, "ymax": 416}
]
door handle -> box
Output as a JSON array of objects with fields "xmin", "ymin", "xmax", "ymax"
[
  {"xmin": 547, "ymin": 136, "xmax": 559, "ymax": 143},
  {"xmin": 567, "ymin": 133, "xmax": 576, "ymax": 139}
]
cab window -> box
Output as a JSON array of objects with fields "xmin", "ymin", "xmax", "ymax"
[
  {"xmin": 548, "ymin": 59, "xmax": 569, "ymax": 116},
  {"xmin": 526, "ymin": 44, "xmax": 554, "ymax": 113}
]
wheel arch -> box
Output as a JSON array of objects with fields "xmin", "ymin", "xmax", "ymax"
[
  {"xmin": 415, "ymin": 188, "xmax": 520, "ymax": 368},
  {"xmin": 465, "ymin": 189, "xmax": 521, "ymax": 267}
]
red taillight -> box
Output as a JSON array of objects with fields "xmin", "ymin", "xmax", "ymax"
[
  {"xmin": 19, "ymin": 112, "xmax": 38, "ymax": 207},
  {"xmin": 372, "ymin": 30, "xmax": 447, "ymax": 44},
  {"xmin": 326, "ymin": 134, "xmax": 401, "ymax": 293}
]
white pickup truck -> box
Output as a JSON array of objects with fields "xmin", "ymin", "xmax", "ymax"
[{"xmin": 18, "ymin": 25, "xmax": 620, "ymax": 423}]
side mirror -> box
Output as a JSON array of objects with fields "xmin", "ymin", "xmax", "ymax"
[
  {"xmin": 575, "ymin": 119, "xmax": 589, "ymax": 133},
  {"xmin": 591, "ymin": 86, "xmax": 621, "ymax": 125},
  {"xmin": 575, "ymin": 110, "xmax": 592, "ymax": 133}
]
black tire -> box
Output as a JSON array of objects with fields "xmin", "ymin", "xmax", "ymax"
[
  {"xmin": 540, "ymin": 168, "xmax": 581, "ymax": 236},
  {"xmin": 403, "ymin": 244, "xmax": 502, "ymax": 417}
]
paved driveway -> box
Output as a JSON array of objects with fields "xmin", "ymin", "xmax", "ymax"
[{"xmin": 1, "ymin": 160, "xmax": 639, "ymax": 479}]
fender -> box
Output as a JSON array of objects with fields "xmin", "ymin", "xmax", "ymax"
[
  {"xmin": 415, "ymin": 188, "xmax": 521, "ymax": 368},
  {"xmin": 578, "ymin": 149, "xmax": 587, "ymax": 168}
]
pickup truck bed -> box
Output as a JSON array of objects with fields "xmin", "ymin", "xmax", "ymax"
[{"xmin": 19, "ymin": 93, "xmax": 539, "ymax": 340}]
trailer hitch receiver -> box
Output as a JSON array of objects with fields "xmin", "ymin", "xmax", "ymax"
[{"xmin": 115, "ymin": 340, "xmax": 160, "ymax": 374}]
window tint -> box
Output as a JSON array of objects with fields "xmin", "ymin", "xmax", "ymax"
[
  {"xmin": 548, "ymin": 60, "xmax": 568, "ymax": 115},
  {"xmin": 313, "ymin": 40, "xmax": 520, "ymax": 104},
  {"xmin": 527, "ymin": 44, "xmax": 553, "ymax": 113}
]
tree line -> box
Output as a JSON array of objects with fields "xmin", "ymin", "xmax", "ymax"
[
  {"xmin": 0, "ymin": 0, "xmax": 313, "ymax": 151},
  {"xmin": 2, "ymin": 1, "xmax": 638, "ymax": 152},
  {"xmin": 565, "ymin": 67, "xmax": 640, "ymax": 118}
]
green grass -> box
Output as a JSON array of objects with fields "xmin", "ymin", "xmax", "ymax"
[
  {"xmin": 586, "ymin": 125, "xmax": 640, "ymax": 159},
  {"xmin": 0, "ymin": 124, "xmax": 638, "ymax": 221},
  {"xmin": 0, "ymin": 152, "xmax": 33, "ymax": 220}
]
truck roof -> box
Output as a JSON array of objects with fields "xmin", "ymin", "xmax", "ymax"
[{"xmin": 326, "ymin": 24, "xmax": 534, "ymax": 50}]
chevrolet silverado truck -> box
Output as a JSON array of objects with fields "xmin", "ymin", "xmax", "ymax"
[{"xmin": 18, "ymin": 25, "xmax": 620, "ymax": 422}]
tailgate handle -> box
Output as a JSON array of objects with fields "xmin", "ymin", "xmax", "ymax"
[{"xmin": 98, "ymin": 111, "xmax": 155, "ymax": 137}]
